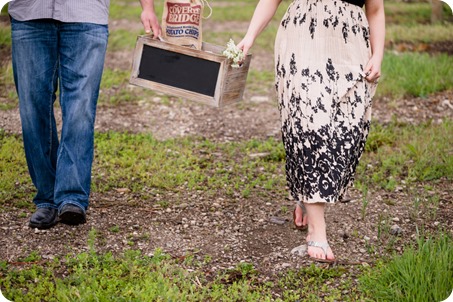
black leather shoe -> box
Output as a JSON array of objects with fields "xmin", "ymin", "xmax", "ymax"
[
  {"xmin": 29, "ymin": 208, "xmax": 58, "ymax": 229},
  {"xmin": 59, "ymin": 204, "xmax": 86, "ymax": 225}
]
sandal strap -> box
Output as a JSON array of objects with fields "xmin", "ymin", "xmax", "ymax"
[{"xmin": 307, "ymin": 241, "xmax": 330, "ymax": 256}]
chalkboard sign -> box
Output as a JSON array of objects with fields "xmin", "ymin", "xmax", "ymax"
[
  {"xmin": 138, "ymin": 45, "xmax": 220, "ymax": 97},
  {"xmin": 130, "ymin": 36, "xmax": 252, "ymax": 107}
]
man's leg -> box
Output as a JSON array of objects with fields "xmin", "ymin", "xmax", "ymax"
[
  {"xmin": 11, "ymin": 18, "xmax": 60, "ymax": 228},
  {"xmin": 55, "ymin": 22, "xmax": 108, "ymax": 224}
]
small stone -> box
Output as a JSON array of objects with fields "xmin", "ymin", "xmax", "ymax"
[
  {"xmin": 390, "ymin": 224, "xmax": 402, "ymax": 235},
  {"xmin": 183, "ymin": 224, "xmax": 189, "ymax": 228},
  {"xmin": 395, "ymin": 186, "xmax": 403, "ymax": 192},
  {"xmin": 339, "ymin": 230, "xmax": 349, "ymax": 239},
  {"xmin": 281, "ymin": 263, "xmax": 291, "ymax": 269},
  {"xmin": 433, "ymin": 221, "xmax": 440, "ymax": 226},
  {"xmin": 269, "ymin": 216, "xmax": 287, "ymax": 225},
  {"xmin": 290, "ymin": 245, "xmax": 307, "ymax": 256},
  {"xmin": 250, "ymin": 96, "xmax": 269, "ymax": 103},
  {"xmin": 248, "ymin": 152, "xmax": 270, "ymax": 158},
  {"xmin": 392, "ymin": 217, "xmax": 400, "ymax": 222},
  {"xmin": 166, "ymin": 208, "xmax": 172, "ymax": 213},
  {"xmin": 364, "ymin": 236, "xmax": 370, "ymax": 241},
  {"xmin": 359, "ymin": 248, "xmax": 367, "ymax": 253}
]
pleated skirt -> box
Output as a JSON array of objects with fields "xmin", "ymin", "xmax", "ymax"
[{"xmin": 274, "ymin": 0, "xmax": 377, "ymax": 203}]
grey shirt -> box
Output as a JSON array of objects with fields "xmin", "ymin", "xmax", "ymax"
[{"xmin": 8, "ymin": 0, "xmax": 110, "ymax": 25}]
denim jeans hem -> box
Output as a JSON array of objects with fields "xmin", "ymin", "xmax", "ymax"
[
  {"xmin": 36, "ymin": 203, "xmax": 58, "ymax": 209},
  {"xmin": 58, "ymin": 200, "xmax": 86, "ymax": 214}
]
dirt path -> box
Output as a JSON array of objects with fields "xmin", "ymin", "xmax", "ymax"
[{"xmin": 1, "ymin": 19, "xmax": 452, "ymax": 277}]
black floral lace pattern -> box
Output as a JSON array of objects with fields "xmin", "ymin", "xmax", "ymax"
[{"xmin": 274, "ymin": 0, "xmax": 377, "ymax": 203}]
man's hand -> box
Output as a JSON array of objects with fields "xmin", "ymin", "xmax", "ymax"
[{"xmin": 139, "ymin": 0, "xmax": 161, "ymax": 39}]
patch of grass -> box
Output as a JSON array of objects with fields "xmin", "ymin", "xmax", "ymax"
[
  {"xmin": 210, "ymin": 2, "xmax": 287, "ymax": 22},
  {"xmin": 110, "ymin": 0, "xmax": 162, "ymax": 21},
  {"xmin": 0, "ymin": 62, "xmax": 18, "ymax": 110},
  {"xmin": 377, "ymin": 51, "xmax": 453, "ymax": 99},
  {"xmin": 384, "ymin": 1, "xmax": 434, "ymax": 25},
  {"xmin": 357, "ymin": 120, "xmax": 453, "ymax": 190},
  {"xmin": 386, "ymin": 23, "xmax": 453, "ymax": 43},
  {"xmin": 276, "ymin": 264, "xmax": 364, "ymax": 301},
  {"xmin": 0, "ymin": 26, "xmax": 11, "ymax": 48},
  {"xmin": 109, "ymin": 225, "xmax": 120, "ymax": 233},
  {"xmin": 108, "ymin": 29, "xmax": 142, "ymax": 52},
  {"xmin": 204, "ymin": 31, "xmax": 245, "ymax": 47},
  {"xmin": 99, "ymin": 67, "xmax": 157, "ymax": 105},
  {"xmin": 0, "ymin": 131, "xmax": 33, "ymax": 204},
  {"xmin": 359, "ymin": 233, "xmax": 453, "ymax": 302},
  {"xmin": 1, "ymin": 247, "xmax": 270, "ymax": 301},
  {"xmin": 1, "ymin": 244, "xmax": 368, "ymax": 302},
  {"xmin": 101, "ymin": 68, "xmax": 131, "ymax": 89},
  {"xmin": 93, "ymin": 133, "xmax": 287, "ymax": 199},
  {"xmin": 3, "ymin": 119, "xmax": 451, "ymax": 205},
  {"xmin": 246, "ymin": 69, "xmax": 275, "ymax": 95}
]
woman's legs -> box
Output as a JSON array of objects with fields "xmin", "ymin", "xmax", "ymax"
[{"xmin": 304, "ymin": 202, "xmax": 335, "ymax": 261}]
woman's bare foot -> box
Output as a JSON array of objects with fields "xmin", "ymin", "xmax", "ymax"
[
  {"xmin": 293, "ymin": 204, "xmax": 308, "ymax": 228},
  {"xmin": 304, "ymin": 203, "xmax": 335, "ymax": 262}
]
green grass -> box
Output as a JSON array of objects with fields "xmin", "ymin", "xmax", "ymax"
[
  {"xmin": 0, "ymin": 62, "xmax": 18, "ymax": 110},
  {"xmin": 99, "ymin": 67, "xmax": 159, "ymax": 105},
  {"xmin": 384, "ymin": 1, "xmax": 433, "ymax": 25},
  {"xmin": 0, "ymin": 26, "xmax": 11, "ymax": 48},
  {"xmin": 246, "ymin": 69, "xmax": 275, "ymax": 94},
  {"xmin": 359, "ymin": 233, "xmax": 453, "ymax": 302},
  {"xmin": 238, "ymin": 51, "xmax": 453, "ymax": 99},
  {"xmin": 3, "ymin": 119, "xmax": 451, "ymax": 206},
  {"xmin": 0, "ymin": 130, "xmax": 33, "ymax": 207},
  {"xmin": 1, "ymin": 231, "xmax": 451, "ymax": 301},
  {"xmin": 110, "ymin": 0, "xmax": 161, "ymax": 21},
  {"xmin": 107, "ymin": 29, "xmax": 143, "ymax": 52},
  {"xmin": 357, "ymin": 120, "xmax": 453, "ymax": 191},
  {"xmin": 386, "ymin": 23, "xmax": 453, "ymax": 43},
  {"xmin": 0, "ymin": 230, "xmax": 365, "ymax": 301},
  {"xmin": 377, "ymin": 51, "xmax": 453, "ymax": 99},
  {"xmin": 93, "ymin": 133, "xmax": 286, "ymax": 198}
]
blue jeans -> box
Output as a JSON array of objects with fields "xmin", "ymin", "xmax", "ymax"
[{"xmin": 11, "ymin": 18, "xmax": 108, "ymax": 212}]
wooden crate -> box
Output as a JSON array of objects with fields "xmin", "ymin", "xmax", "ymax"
[{"xmin": 129, "ymin": 35, "xmax": 252, "ymax": 107}]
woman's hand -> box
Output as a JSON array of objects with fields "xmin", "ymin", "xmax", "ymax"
[
  {"xmin": 237, "ymin": 35, "xmax": 255, "ymax": 57},
  {"xmin": 364, "ymin": 55, "xmax": 382, "ymax": 83}
]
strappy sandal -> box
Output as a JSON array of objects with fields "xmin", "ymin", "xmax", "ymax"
[
  {"xmin": 293, "ymin": 204, "xmax": 308, "ymax": 231},
  {"xmin": 307, "ymin": 241, "xmax": 335, "ymax": 263}
]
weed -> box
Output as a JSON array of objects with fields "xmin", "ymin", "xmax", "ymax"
[
  {"xmin": 361, "ymin": 185, "xmax": 369, "ymax": 220},
  {"xmin": 360, "ymin": 233, "xmax": 453, "ymax": 302},
  {"xmin": 109, "ymin": 225, "xmax": 120, "ymax": 233}
]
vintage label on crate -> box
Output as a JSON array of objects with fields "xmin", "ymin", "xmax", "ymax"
[{"xmin": 162, "ymin": 0, "xmax": 203, "ymax": 49}]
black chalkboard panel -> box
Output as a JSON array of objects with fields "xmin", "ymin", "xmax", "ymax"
[{"xmin": 137, "ymin": 45, "xmax": 220, "ymax": 97}]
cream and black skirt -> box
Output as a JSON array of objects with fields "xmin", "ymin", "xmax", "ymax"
[{"xmin": 275, "ymin": 0, "xmax": 377, "ymax": 203}]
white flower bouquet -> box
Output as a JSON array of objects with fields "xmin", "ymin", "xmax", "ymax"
[{"xmin": 223, "ymin": 39, "xmax": 245, "ymax": 68}]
